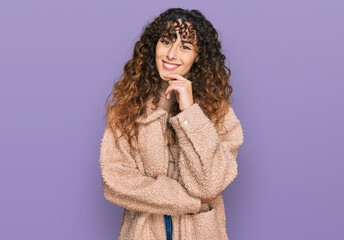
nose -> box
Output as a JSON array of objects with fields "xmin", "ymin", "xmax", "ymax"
[{"xmin": 167, "ymin": 44, "xmax": 178, "ymax": 60}]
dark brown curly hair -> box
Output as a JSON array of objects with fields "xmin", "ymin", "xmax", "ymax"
[{"xmin": 104, "ymin": 8, "xmax": 234, "ymax": 150}]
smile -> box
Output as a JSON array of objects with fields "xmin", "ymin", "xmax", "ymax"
[{"xmin": 162, "ymin": 60, "xmax": 181, "ymax": 71}]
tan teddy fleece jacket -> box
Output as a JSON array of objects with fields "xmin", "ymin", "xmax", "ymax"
[
  {"xmin": 157, "ymin": 83, "xmax": 210, "ymax": 212},
  {"xmin": 99, "ymin": 82, "xmax": 244, "ymax": 239}
]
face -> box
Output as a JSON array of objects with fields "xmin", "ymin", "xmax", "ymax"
[{"xmin": 155, "ymin": 22, "xmax": 198, "ymax": 82}]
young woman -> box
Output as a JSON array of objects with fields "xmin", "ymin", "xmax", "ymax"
[{"xmin": 99, "ymin": 8, "xmax": 244, "ymax": 240}]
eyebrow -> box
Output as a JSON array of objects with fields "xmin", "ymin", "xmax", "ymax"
[
  {"xmin": 181, "ymin": 40, "xmax": 195, "ymax": 46},
  {"xmin": 160, "ymin": 35, "xmax": 195, "ymax": 46}
]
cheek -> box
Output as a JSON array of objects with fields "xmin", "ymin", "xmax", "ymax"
[
  {"xmin": 185, "ymin": 55, "xmax": 197, "ymax": 67},
  {"xmin": 155, "ymin": 45, "xmax": 160, "ymax": 59},
  {"xmin": 155, "ymin": 44, "xmax": 164, "ymax": 58},
  {"xmin": 155, "ymin": 48, "xmax": 162, "ymax": 63}
]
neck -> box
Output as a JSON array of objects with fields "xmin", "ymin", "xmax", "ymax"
[
  {"xmin": 160, "ymin": 79, "xmax": 171, "ymax": 91},
  {"xmin": 158, "ymin": 80, "xmax": 176, "ymax": 112}
]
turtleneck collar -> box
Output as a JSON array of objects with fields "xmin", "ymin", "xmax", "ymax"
[{"xmin": 157, "ymin": 80, "xmax": 177, "ymax": 113}]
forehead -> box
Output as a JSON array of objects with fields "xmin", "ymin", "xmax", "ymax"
[{"xmin": 160, "ymin": 20, "xmax": 197, "ymax": 44}]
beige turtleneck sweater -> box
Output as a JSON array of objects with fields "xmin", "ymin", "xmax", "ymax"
[
  {"xmin": 157, "ymin": 81, "xmax": 179, "ymax": 180},
  {"xmin": 157, "ymin": 81, "xmax": 210, "ymax": 212}
]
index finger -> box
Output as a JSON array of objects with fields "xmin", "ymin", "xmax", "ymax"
[{"xmin": 163, "ymin": 74, "xmax": 188, "ymax": 82}]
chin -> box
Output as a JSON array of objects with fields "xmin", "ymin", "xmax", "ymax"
[
  {"xmin": 159, "ymin": 74, "xmax": 168, "ymax": 81},
  {"xmin": 158, "ymin": 73, "xmax": 167, "ymax": 80}
]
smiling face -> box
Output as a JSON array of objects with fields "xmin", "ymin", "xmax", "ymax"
[{"xmin": 155, "ymin": 21, "xmax": 198, "ymax": 82}]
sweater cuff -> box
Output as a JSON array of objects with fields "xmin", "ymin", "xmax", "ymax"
[{"xmin": 169, "ymin": 103, "xmax": 213, "ymax": 137}]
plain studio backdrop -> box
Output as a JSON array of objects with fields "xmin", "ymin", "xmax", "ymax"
[{"xmin": 0, "ymin": 0, "xmax": 343, "ymax": 239}]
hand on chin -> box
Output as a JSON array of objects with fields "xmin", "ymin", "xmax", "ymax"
[{"xmin": 163, "ymin": 73, "xmax": 194, "ymax": 111}]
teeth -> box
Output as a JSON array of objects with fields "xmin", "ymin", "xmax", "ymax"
[
  {"xmin": 163, "ymin": 62, "xmax": 179, "ymax": 69},
  {"xmin": 166, "ymin": 64, "xmax": 176, "ymax": 68}
]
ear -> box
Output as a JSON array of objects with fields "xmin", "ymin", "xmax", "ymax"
[{"xmin": 195, "ymin": 56, "xmax": 199, "ymax": 63}]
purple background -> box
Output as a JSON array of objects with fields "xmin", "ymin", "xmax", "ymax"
[{"xmin": 1, "ymin": 0, "xmax": 343, "ymax": 239}]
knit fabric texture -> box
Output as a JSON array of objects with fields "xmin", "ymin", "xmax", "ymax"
[
  {"xmin": 157, "ymin": 83, "xmax": 210, "ymax": 212},
  {"xmin": 99, "ymin": 81, "xmax": 244, "ymax": 239}
]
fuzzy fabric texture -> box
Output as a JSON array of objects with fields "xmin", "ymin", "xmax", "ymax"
[{"xmin": 99, "ymin": 90, "xmax": 244, "ymax": 239}]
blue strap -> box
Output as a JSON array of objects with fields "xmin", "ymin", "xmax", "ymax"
[{"xmin": 164, "ymin": 215, "xmax": 173, "ymax": 240}]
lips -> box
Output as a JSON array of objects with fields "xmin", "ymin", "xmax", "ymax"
[{"xmin": 162, "ymin": 60, "xmax": 181, "ymax": 71}]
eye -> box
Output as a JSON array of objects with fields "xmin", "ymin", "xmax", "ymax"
[
  {"xmin": 181, "ymin": 45, "xmax": 192, "ymax": 50},
  {"xmin": 160, "ymin": 39, "xmax": 170, "ymax": 45}
]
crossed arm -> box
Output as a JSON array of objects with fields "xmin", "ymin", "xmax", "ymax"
[{"xmin": 99, "ymin": 103, "xmax": 244, "ymax": 214}]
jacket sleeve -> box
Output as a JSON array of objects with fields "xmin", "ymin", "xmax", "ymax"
[
  {"xmin": 98, "ymin": 126, "xmax": 202, "ymax": 215},
  {"xmin": 169, "ymin": 102, "xmax": 244, "ymax": 199}
]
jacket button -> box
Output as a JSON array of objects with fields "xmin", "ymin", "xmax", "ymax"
[{"xmin": 184, "ymin": 120, "xmax": 189, "ymax": 125}]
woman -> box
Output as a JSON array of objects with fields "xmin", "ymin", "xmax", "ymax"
[{"xmin": 99, "ymin": 8, "xmax": 244, "ymax": 240}]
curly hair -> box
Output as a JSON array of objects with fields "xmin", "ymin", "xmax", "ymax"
[{"xmin": 104, "ymin": 8, "xmax": 234, "ymax": 150}]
